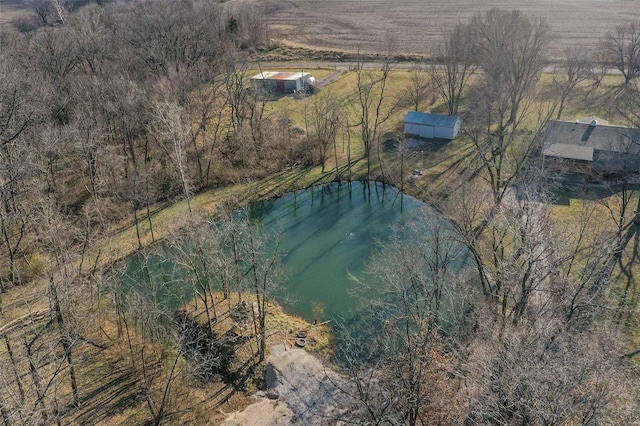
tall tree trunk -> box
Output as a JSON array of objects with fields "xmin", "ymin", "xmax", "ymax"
[
  {"xmin": 4, "ymin": 336, "xmax": 25, "ymax": 406},
  {"xmin": 24, "ymin": 336, "xmax": 48, "ymax": 424},
  {"xmin": 49, "ymin": 277, "xmax": 79, "ymax": 407}
]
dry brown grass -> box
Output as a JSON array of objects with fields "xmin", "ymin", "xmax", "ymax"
[
  {"xmin": 0, "ymin": 0, "xmax": 26, "ymax": 25},
  {"xmin": 244, "ymin": 0, "xmax": 640, "ymax": 58},
  {"xmin": 61, "ymin": 316, "xmax": 255, "ymax": 425},
  {"xmin": 50, "ymin": 291, "xmax": 329, "ymax": 425},
  {"xmin": 184, "ymin": 292, "xmax": 333, "ymax": 363}
]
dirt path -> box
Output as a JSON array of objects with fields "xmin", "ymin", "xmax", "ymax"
[
  {"xmin": 314, "ymin": 70, "xmax": 347, "ymax": 89},
  {"xmin": 223, "ymin": 344, "xmax": 351, "ymax": 425}
]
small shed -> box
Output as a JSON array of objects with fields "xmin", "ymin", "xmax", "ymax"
[
  {"xmin": 404, "ymin": 111, "xmax": 461, "ymax": 140},
  {"xmin": 250, "ymin": 71, "xmax": 313, "ymax": 93}
]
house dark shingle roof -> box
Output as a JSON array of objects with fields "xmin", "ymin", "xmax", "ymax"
[
  {"xmin": 543, "ymin": 143, "xmax": 594, "ymax": 162},
  {"xmin": 543, "ymin": 119, "xmax": 640, "ymax": 175},
  {"xmin": 543, "ymin": 120, "xmax": 640, "ymax": 159}
]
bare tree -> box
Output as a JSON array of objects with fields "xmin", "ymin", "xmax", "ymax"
[
  {"xmin": 234, "ymin": 212, "xmax": 283, "ymax": 363},
  {"xmin": 119, "ymin": 0, "xmax": 223, "ymax": 81},
  {"xmin": 352, "ymin": 46, "xmax": 396, "ymax": 181},
  {"xmin": 222, "ymin": 60, "xmax": 255, "ymax": 168},
  {"xmin": 222, "ymin": 4, "xmax": 267, "ymax": 49},
  {"xmin": 33, "ymin": 199, "xmax": 82, "ymax": 408},
  {"xmin": 304, "ymin": 89, "xmax": 342, "ymax": 172},
  {"xmin": 463, "ymin": 314, "xmax": 639, "ymax": 425},
  {"xmin": 0, "ymin": 54, "xmax": 43, "ymax": 293},
  {"xmin": 150, "ymin": 101, "xmax": 194, "ymax": 213},
  {"xmin": 429, "ymin": 22, "xmax": 476, "ymax": 116},
  {"xmin": 67, "ymin": 4, "xmax": 112, "ymax": 76},
  {"xmin": 372, "ymin": 221, "xmax": 468, "ymax": 424},
  {"xmin": 601, "ymin": 21, "xmax": 640, "ymax": 86},
  {"xmin": 552, "ymin": 48, "xmax": 592, "ymax": 119},
  {"xmin": 183, "ymin": 81, "xmax": 226, "ymax": 187},
  {"xmin": 465, "ymin": 8, "xmax": 552, "ymax": 207},
  {"xmin": 402, "ymin": 65, "xmax": 433, "ymax": 112},
  {"xmin": 432, "ymin": 10, "xmax": 557, "ymax": 310},
  {"xmin": 586, "ymin": 111, "xmax": 640, "ymax": 323},
  {"xmin": 49, "ymin": 0, "xmax": 69, "ymax": 25},
  {"xmin": 168, "ymin": 216, "xmax": 223, "ymax": 331},
  {"xmin": 109, "ymin": 247, "xmax": 190, "ymax": 425},
  {"xmin": 336, "ymin": 214, "xmax": 470, "ymax": 425},
  {"xmin": 28, "ymin": 0, "xmax": 70, "ymax": 27}
]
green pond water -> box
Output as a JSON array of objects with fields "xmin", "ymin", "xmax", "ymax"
[
  {"xmin": 249, "ymin": 181, "xmax": 424, "ymax": 322},
  {"xmin": 122, "ymin": 181, "xmax": 467, "ymax": 329}
]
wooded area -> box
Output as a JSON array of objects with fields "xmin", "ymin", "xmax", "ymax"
[{"xmin": 1, "ymin": 0, "xmax": 640, "ymax": 424}]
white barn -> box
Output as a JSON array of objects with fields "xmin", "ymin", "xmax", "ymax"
[
  {"xmin": 404, "ymin": 111, "xmax": 461, "ymax": 140},
  {"xmin": 250, "ymin": 71, "xmax": 313, "ymax": 93}
]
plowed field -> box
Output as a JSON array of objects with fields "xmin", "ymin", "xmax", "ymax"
[{"xmin": 245, "ymin": 0, "xmax": 640, "ymax": 57}]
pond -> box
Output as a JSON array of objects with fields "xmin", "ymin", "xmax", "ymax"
[
  {"xmin": 120, "ymin": 181, "xmax": 469, "ymax": 332},
  {"xmin": 249, "ymin": 181, "xmax": 424, "ymax": 323}
]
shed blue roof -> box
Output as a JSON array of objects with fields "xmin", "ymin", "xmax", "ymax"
[{"xmin": 405, "ymin": 111, "xmax": 460, "ymax": 128}]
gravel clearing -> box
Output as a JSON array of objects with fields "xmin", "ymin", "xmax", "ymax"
[{"xmin": 223, "ymin": 344, "xmax": 351, "ymax": 425}]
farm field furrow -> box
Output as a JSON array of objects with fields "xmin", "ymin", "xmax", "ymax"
[{"xmin": 245, "ymin": 0, "xmax": 640, "ymax": 56}]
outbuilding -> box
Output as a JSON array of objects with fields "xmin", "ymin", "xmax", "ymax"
[
  {"xmin": 404, "ymin": 111, "xmax": 461, "ymax": 140},
  {"xmin": 250, "ymin": 71, "xmax": 314, "ymax": 93}
]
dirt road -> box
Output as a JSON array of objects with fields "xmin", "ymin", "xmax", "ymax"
[{"xmin": 251, "ymin": 61, "xmax": 623, "ymax": 77}]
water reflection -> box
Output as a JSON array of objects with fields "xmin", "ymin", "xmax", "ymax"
[{"xmin": 250, "ymin": 181, "xmax": 421, "ymax": 323}]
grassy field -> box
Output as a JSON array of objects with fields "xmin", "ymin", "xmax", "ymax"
[{"xmin": 244, "ymin": 0, "xmax": 640, "ymax": 57}]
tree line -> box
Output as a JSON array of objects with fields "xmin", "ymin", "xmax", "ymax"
[{"xmin": 0, "ymin": 0, "xmax": 316, "ymax": 294}]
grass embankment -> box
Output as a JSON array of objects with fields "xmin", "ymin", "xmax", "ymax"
[
  {"xmin": 184, "ymin": 292, "xmax": 333, "ymax": 362},
  {"xmin": 256, "ymin": 41, "xmax": 426, "ymax": 63}
]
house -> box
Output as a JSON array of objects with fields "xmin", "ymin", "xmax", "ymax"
[
  {"xmin": 542, "ymin": 118, "xmax": 640, "ymax": 176},
  {"xmin": 404, "ymin": 111, "xmax": 461, "ymax": 140},
  {"xmin": 250, "ymin": 71, "xmax": 314, "ymax": 93}
]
